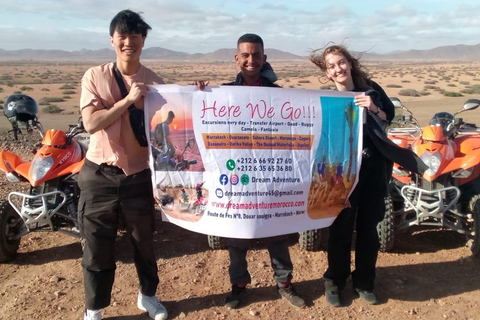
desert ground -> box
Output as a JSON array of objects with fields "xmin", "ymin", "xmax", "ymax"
[{"xmin": 1, "ymin": 60, "xmax": 480, "ymax": 320}]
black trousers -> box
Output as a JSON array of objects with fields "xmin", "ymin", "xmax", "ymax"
[
  {"xmin": 323, "ymin": 144, "xmax": 388, "ymax": 292},
  {"xmin": 228, "ymin": 236, "xmax": 293, "ymax": 285},
  {"xmin": 78, "ymin": 159, "xmax": 159, "ymax": 310}
]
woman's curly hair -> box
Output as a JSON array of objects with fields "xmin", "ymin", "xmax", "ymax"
[{"xmin": 310, "ymin": 43, "xmax": 371, "ymax": 90}]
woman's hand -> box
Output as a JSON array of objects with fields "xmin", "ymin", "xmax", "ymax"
[
  {"xmin": 354, "ymin": 93, "xmax": 387, "ymax": 120},
  {"xmin": 354, "ymin": 94, "xmax": 378, "ymax": 113}
]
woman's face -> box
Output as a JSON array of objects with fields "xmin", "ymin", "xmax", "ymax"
[{"xmin": 324, "ymin": 52, "xmax": 352, "ymax": 86}]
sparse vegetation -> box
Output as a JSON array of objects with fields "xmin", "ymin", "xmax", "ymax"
[
  {"xmin": 442, "ymin": 91, "xmax": 463, "ymax": 97},
  {"xmin": 461, "ymin": 85, "xmax": 480, "ymax": 94},
  {"xmin": 386, "ymin": 84, "xmax": 402, "ymax": 88},
  {"xmin": 39, "ymin": 97, "xmax": 65, "ymax": 105},
  {"xmin": 398, "ymin": 89, "xmax": 421, "ymax": 97},
  {"xmin": 42, "ymin": 104, "xmax": 63, "ymax": 114},
  {"xmin": 59, "ymin": 84, "xmax": 76, "ymax": 89}
]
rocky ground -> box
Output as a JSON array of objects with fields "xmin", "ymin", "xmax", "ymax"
[{"xmin": 0, "ymin": 131, "xmax": 480, "ymax": 320}]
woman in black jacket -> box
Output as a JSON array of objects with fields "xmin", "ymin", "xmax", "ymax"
[{"xmin": 310, "ymin": 44, "xmax": 394, "ymax": 307}]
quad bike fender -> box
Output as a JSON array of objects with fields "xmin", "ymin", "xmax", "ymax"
[
  {"xmin": 442, "ymin": 148, "xmax": 480, "ymax": 174},
  {"xmin": 57, "ymin": 158, "xmax": 85, "ymax": 176},
  {"xmin": 0, "ymin": 149, "xmax": 25, "ymax": 173}
]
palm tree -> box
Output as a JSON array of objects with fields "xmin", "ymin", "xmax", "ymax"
[{"xmin": 344, "ymin": 101, "xmax": 358, "ymax": 182}]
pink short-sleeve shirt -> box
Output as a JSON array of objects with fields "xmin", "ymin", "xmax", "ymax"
[{"xmin": 80, "ymin": 62, "xmax": 164, "ymax": 175}]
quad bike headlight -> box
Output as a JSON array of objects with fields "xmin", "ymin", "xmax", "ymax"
[
  {"xmin": 31, "ymin": 156, "xmax": 54, "ymax": 182},
  {"xmin": 421, "ymin": 152, "xmax": 441, "ymax": 176}
]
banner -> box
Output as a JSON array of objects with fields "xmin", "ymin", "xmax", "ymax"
[{"xmin": 145, "ymin": 85, "xmax": 363, "ymax": 238}]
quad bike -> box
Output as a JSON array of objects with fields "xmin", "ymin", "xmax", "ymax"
[
  {"xmin": 193, "ymin": 182, "xmax": 207, "ymax": 215},
  {"xmin": 0, "ymin": 119, "xmax": 88, "ymax": 262},
  {"xmin": 377, "ymin": 97, "xmax": 480, "ymax": 258},
  {"xmin": 152, "ymin": 137, "xmax": 197, "ymax": 171},
  {"xmin": 207, "ymin": 229, "xmax": 322, "ymax": 251},
  {"xmin": 179, "ymin": 189, "xmax": 191, "ymax": 211}
]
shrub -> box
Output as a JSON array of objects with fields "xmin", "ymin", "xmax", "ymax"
[
  {"xmin": 59, "ymin": 84, "xmax": 75, "ymax": 89},
  {"xmin": 298, "ymin": 79, "xmax": 311, "ymax": 84},
  {"xmin": 424, "ymin": 80, "xmax": 437, "ymax": 84},
  {"xmin": 386, "ymin": 84, "xmax": 402, "ymax": 88},
  {"xmin": 41, "ymin": 88, "xmax": 50, "ymax": 91},
  {"xmin": 460, "ymin": 84, "xmax": 480, "ymax": 94},
  {"xmin": 447, "ymin": 84, "xmax": 457, "ymax": 87},
  {"xmin": 13, "ymin": 90, "xmax": 22, "ymax": 94},
  {"xmin": 39, "ymin": 97, "xmax": 65, "ymax": 105},
  {"xmin": 459, "ymin": 81, "xmax": 470, "ymax": 85},
  {"xmin": 20, "ymin": 86, "xmax": 34, "ymax": 91},
  {"xmin": 398, "ymin": 89, "xmax": 421, "ymax": 97},
  {"xmin": 401, "ymin": 80, "xmax": 411, "ymax": 83},
  {"xmin": 442, "ymin": 91, "xmax": 463, "ymax": 97},
  {"xmin": 62, "ymin": 90, "xmax": 75, "ymax": 94},
  {"xmin": 42, "ymin": 105, "xmax": 63, "ymax": 113}
]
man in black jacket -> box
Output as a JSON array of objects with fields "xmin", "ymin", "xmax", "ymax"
[{"xmin": 222, "ymin": 33, "xmax": 305, "ymax": 310}]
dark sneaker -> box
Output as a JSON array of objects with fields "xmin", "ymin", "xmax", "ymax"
[
  {"xmin": 224, "ymin": 284, "xmax": 246, "ymax": 309},
  {"xmin": 324, "ymin": 279, "xmax": 342, "ymax": 307},
  {"xmin": 277, "ymin": 284, "xmax": 306, "ymax": 308},
  {"xmin": 354, "ymin": 288, "xmax": 378, "ymax": 305}
]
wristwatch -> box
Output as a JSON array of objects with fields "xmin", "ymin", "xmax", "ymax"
[{"xmin": 373, "ymin": 107, "xmax": 380, "ymax": 115}]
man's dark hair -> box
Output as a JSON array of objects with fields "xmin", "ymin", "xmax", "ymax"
[
  {"xmin": 109, "ymin": 9, "xmax": 152, "ymax": 37},
  {"xmin": 167, "ymin": 111, "xmax": 175, "ymax": 119},
  {"xmin": 237, "ymin": 33, "xmax": 264, "ymax": 49}
]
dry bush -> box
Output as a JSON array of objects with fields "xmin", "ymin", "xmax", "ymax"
[
  {"xmin": 461, "ymin": 85, "xmax": 480, "ymax": 94},
  {"xmin": 39, "ymin": 97, "xmax": 65, "ymax": 105},
  {"xmin": 42, "ymin": 104, "xmax": 63, "ymax": 114},
  {"xmin": 442, "ymin": 91, "xmax": 463, "ymax": 97},
  {"xmin": 398, "ymin": 89, "xmax": 421, "ymax": 97},
  {"xmin": 386, "ymin": 84, "xmax": 402, "ymax": 88}
]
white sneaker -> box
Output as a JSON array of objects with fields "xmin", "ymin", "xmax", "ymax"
[
  {"xmin": 84, "ymin": 309, "xmax": 102, "ymax": 320},
  {"xmin": 137, "ymin": 293, "xmax": 168, "ymax": 320}
]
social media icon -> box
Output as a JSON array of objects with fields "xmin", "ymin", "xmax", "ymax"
[
  {"xmin": 230, "ymin": 174, "xmax": 239, "ymax": 185},
  {"xmin": 219, "ymin": 174, "xmax": 229, "ymax": 185},
  {"xmin": 215, "ymin": 188, "xmax": 224, "ymax": 198},
  {"xmin": 241, "ymin": 174, "xmax": 249, "ymax": 185},
  {"xmin": 226, "ymin": 159, "xmax": 236, "ymax": 171}
]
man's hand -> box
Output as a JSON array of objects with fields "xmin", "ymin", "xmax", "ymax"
[
  {"xmin": 193, "ymin": 80, "xmax": 209, "ymax": 91},
  {"xmin": 126, "ymin": 82, "xmax": 148, "ymax": 105}
]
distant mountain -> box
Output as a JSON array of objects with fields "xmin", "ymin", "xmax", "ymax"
[
  {"xmin": 361, "ymin": 43, "xmax": 480, "ymax": 61},
  {"xmin": 0, "ymin": 43, "xmax": 479, "ymax": 61}
]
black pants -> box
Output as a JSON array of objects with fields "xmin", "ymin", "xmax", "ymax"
[
  {"xmin": 228, "ymin": 236, "xmax": 293, "ymax": 285},
  {"xmin": 323, "ymin": 145, "xmax": 388, "ymax": 292},
  {"xmin": 78, "ymin": 159, "xmax": 159, "ymax": 310}
]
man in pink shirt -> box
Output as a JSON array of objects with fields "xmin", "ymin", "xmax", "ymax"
[{"xmin": 78, "ymin": 10, "xmax": 167, "ymax": 320}]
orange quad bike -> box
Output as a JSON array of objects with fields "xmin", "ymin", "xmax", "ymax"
[
  {"xmin": 378, "ymin": 97, "xmax": 480, "ymax": 257},
  {"xmin": 0, "ymin": 119, "xmax": 89, "ymax": 262}
]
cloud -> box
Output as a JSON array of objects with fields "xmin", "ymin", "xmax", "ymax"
[{"xmin": 1, "ymin": 1, "xmax": 479, "ymax": 55}]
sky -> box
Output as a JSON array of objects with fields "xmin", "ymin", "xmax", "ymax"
[{"xmin": 1, "ymin": 0, "xmax": 479, "ymax": 56}]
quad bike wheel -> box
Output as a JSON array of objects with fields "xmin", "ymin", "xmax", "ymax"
[
  {"xmin": 377, "ymin": 196, "xmax": 395, "ymax": 252},
  {"xmin": 468, "ymin": 195, "xmax": 480, "ymax": 258},
  {"xmin": 207, "ymin": 235, "xmax": 228, "ymax": 250},
  {"xmin": 298, "ymin": 229, "xmax": 322, "ymax": 251},
  {"xmin": 0, "ymin": 200, "xmax": 23, "ymax": 262}
]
